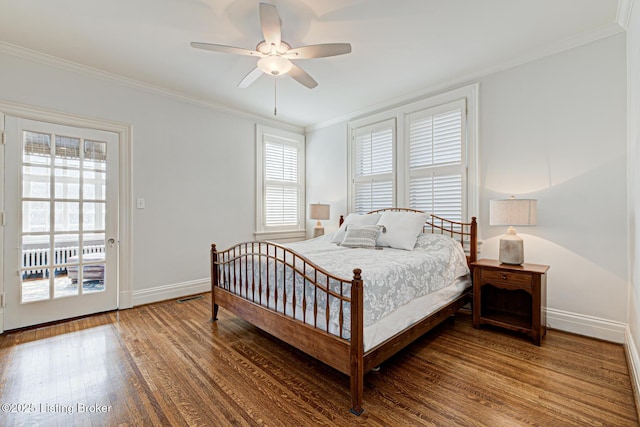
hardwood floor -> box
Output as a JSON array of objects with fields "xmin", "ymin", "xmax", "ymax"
[{"xmin": 0, "ymin": 294, "xmax": 637, "ymax": 426}]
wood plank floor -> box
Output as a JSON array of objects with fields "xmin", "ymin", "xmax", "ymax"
[{"xmin": 0, "ymin": 294, "xmax": 637, "ymax": 426}]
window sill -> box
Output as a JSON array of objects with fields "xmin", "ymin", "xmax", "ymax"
[{"xmin": 254, "ymin": 229, "xmax": 306, "ymax": 243}]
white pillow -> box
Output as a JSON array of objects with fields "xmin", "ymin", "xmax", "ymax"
[
  {"xmin": 375, "ymin": 211, "xmax": 429, "ymax": 250},
  {"xmin": 340, "ymin": 225, "xmax": 382, "ymax": 248},
  {"xmin": 331, "ymin": 213, "xmax": 382, "ymax": 244}
]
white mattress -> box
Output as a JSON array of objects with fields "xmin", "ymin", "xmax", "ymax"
[{"xmin": 362, "ymin": 275, "xmax": 470, "ymax": 351}]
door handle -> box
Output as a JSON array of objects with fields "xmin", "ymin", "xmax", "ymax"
[{"xmin": 108, "ymin": 238, "xmax": 116, "ymax": 247}]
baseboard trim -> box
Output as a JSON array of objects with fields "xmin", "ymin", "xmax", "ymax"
[
  {"xmin": 132, "ymin": 278, "xmax": 210, "ymax": 307},
  {"xmin": 625, "ymin": 326, "xmax": 640, "ymax": 421},
  {"xmin": 546, "ymin": 308, "xmax": 626, "ymax": 343},
  {"xmin": 119, "ymin": 290, "xmax": 133, "ymax": 310}
]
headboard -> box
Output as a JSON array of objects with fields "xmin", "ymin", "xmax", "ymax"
[{"xmin": 338, "ymin": 208, "xmax": 477, "ymax": 265}]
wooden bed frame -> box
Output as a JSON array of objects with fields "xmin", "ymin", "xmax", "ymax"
[{"xmin": 210, "ymin": 209, "xmax": 477, "ymax": 415}]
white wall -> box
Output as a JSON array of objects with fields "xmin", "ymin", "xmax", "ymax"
[
  {"xmin": 308, "ymin": 33, "xmax": 628, "ymax": 341},
  {"xmin": 626, "ymin": 0, "xmax": 640, "ymax": 399},
  {"xmin": 305, "ymin": 123, "xmax": 348, "ymax": 237},
  {"xmin": 480, "ymin": 33, "xmax": 628, "ymax": 340},
  {"xmin": 0, "ymin": 49, "xmax": 300, "ymax": 305}
]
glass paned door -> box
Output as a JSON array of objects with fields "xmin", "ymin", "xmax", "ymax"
[{"xmin": 4, "ymin": 117, "xmax": 118, "ymax": 330}]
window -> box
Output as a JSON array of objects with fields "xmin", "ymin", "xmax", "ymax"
[
  {"xmin": 256, "ymin": 125, "xmax": 305, "ymax": 240},
  {"xmin": 348, "ymin": 84, "xmax": 477, "ymax": 220}
]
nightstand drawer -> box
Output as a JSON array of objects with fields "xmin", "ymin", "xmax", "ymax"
[{"xmin": 480, "ymin": 269, "xmax": 532, "ymax": 290}]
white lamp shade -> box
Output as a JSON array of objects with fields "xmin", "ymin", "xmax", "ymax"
[
  {"xmin": 490, "ymin": 199, "xmax": 537, "ymax": 226},
  {"xmin": 309, "ymin": 203, "xmax": 330, "ymax": 220}
]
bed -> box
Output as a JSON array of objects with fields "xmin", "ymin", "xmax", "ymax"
[{"xmin": 210, "ymin": 208, "xmax": 477, "ymax": 415}]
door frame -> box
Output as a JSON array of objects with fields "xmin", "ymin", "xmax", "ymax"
[{"xmin": 0, "ymin": 100, "xmax": 133, "ymax": 333}]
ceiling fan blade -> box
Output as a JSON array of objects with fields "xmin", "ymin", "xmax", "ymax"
[
  {"xmin": 284, "ymin": 43, "xmax": 352, "ymax": 59},
  {"xmin": 259, "ymin": 3, "xmax": 282, "ymax": 50},
  {"xmin": 191, "ymin": 42, "xmax": 261, "ymax": 57},
  {"xmin": 289, "ymin": 64, "xmax": 318, "ymax": 89},
  {"xmin": 238, "ymin": 67, "xmax": 264, "ymax": 88}
]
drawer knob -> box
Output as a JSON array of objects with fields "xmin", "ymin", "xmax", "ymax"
[{"xmin": 502, "ymin": 274, "xmax": 507, "ymax": 280}]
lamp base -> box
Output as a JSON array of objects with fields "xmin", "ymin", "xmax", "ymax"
[
  {"xmin": 313, "ymin": 220, "xmax": 325, "ymax": 238},
  {"xmin": 499, "ymin": 234, "xmax": 524, "ymax": 265}
]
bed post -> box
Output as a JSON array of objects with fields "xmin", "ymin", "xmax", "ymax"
[
  {"xmin": 470, "ymin": 217, "xmax": 478, "ymax": 264},
  {"xmin": 211, "ymin": 244, "xmax": 219, "ymax": 322},
  {"xmin": 349, "ymin": 268, "xmax": 364, "ymax": 416}
]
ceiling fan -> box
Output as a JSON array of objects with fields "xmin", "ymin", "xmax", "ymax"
[{"xmin": 191, "ymin": 2, "xmax": 352, "ymax": 89}]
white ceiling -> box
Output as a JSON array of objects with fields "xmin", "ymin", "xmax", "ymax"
[{"xmin": 0, "ymin": 0, "xmax": 623, "ymax": 127}]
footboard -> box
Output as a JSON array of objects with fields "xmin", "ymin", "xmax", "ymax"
[{"xmin": 210, "ymin": 242, "xmax": 366, "ymax": 414}]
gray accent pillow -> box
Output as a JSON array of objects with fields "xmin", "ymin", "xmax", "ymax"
[
  {"xmin": 331, "ymin": 213, "xmax": 381, "ymax": 243},
  {"xmin": 340, "ymin": 225, "xmax": 382, "ymax": 248}
]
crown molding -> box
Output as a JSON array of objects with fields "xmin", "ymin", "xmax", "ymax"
[
  {"xmin": 617, "ymin": 0, "xmax": 634, "ymax": 30},
  {"xmin": 0, "ymin": 41, "xmax": 303, "ymax": 133}
]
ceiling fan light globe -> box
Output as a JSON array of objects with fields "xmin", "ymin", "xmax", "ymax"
[{"xmin": 257, "ymin": 55, "xmax": 292, "ymax": 76}]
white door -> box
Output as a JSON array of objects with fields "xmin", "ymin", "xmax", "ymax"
[{"xmin": 3, "ymin": 117, "xmax": 119, "ymax": 330}]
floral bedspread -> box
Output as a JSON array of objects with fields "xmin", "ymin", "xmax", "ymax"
[{"xmin": 284, "ymin": 233, "xmax": 470, "ymax": 329}]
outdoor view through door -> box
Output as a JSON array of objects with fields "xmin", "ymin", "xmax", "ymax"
[
  {"xmin": 3, "ymin": 117, "xmax": 118, "ymax": 330},
  {"xmin": 22, "ymin": 131, "xmax": 107, "ymax": 300}
]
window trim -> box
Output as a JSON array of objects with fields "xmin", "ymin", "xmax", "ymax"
[
  {"xmin": 255, "ymin": 124, "xmax": 306, "ymax": 241},
  {"xmin": 347, "ymin": 83, "xmax": 478, "ymax": 219}
]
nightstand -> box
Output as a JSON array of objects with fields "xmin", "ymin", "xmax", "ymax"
[{"xmin": 472, "ymin": 259, "xmax": 549, "ymax": 345}]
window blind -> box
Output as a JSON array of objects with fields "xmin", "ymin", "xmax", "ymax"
[
  {"xmin": 409, "ymin": 174, "xmax": 462, "ymax": 221},
  {"xmin": 264, "ymin": 141, "xmax": 299, "ymax": 227},
  {"xmin": 408, "ymin": 100, "xmax": 466, "ymax": 222},
  {"xmin": 354, "ymin": 180, "xmax": 393, "ymax": 214},
  {"xmin": 352, "ymin": 120, "xmax": 394, "ymax": 213}
]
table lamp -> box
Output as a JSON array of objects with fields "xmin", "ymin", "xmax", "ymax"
[
  {"xmin": 309, "ymin": 203, "xmax": 330, "ymax": 238},
  {"xmin": 489, "ymin": 197, "xmax": 537, "ymax": 265}
]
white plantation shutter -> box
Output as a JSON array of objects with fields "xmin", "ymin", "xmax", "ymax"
[
  {"xmin": 352, "ymin": 120, "xmax": 395, "ymax": 213},
  {"xmin": 408, "ymin": 100, "xmax": 466, "ymax": 222},
  {"xmin": 354, "ymin": 181, "xmax": 393, "ymax": 214},
  {"xmin": 256, "ymin": 125, "xmax": 305, "ymax": 238},
  {"xmin": 409, "ymin": 174, "xmax": 462, "ymax": 219},
  {"xmin": 265, "ymin": 142, "xmax": 298, "ymax": 226}
]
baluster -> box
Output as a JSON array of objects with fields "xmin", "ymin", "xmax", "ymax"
[
  {"xmin": 221, "ymin": 252, "xmax": 227, "ymax": 290},
  {"xmin": 282, "ymin": 250, "xmax": 287, "ymax": 316},
  {"xmin": 240, "ymin": 245, "xmax": 244, "ymax": 297},
  {"xmin": 225, "ymin": 252, "xmax": 229, "ymax": 290},
  {"xmin": 313, "ymin": 269, "xmax": 318, "ymax": 328},
  {"xmin": 266, "ymin": 243, "xmax": 271, "ymax": 308},
  {"xmin": 292, "ymin": 254, "xmax": 296, "ymax": 320},
  {"xmin": 339, "ymin": 282, "xmax": 344, "ymax": 338},
  {"xmin": 302, "ymin": 262, "xmax": 307, "ymax": 324},
  {"xmin": 232, "ymin": 246, "xmax": 237, "ymax": 293},
  {"xmin": 258, "ymin": 242, "xmax": 263, "ymax": 306},
  {"xmin": 273, "ymin": 245, "xmax": 278, "ymax": 312},
  {"xmin": 325, "ymin": 276, "xmax": 330, "ymax": 333},
  {"xmin": 251, "ymin": 242, "xmax": 256, "ymax": 302}
]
